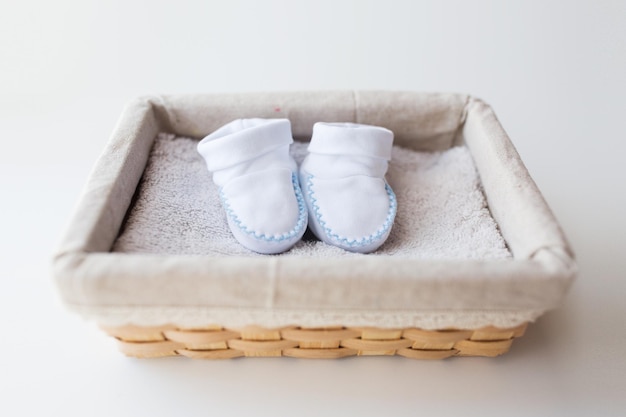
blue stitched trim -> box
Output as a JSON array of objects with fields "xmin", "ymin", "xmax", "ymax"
[
  {"xmin": 220, "ymin": 173, "xmax": 307, "ymax": 242},
  {"xmin": 306, "ymin": 174, "xmax": 397, "ymax": 248}
]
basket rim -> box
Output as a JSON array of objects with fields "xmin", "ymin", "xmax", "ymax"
[{"xmin": 52, "ymin": 91, "xmax": 576, "ymax": 329}]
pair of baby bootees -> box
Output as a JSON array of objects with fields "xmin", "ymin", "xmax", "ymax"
[{"xmin": 197, "ymin": 118, "xmax": 397, "ymax": 254}]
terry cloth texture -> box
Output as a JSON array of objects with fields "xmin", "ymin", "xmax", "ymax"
[{"xmin": 112, "ymin": 133, "xmax": 511, "ymax": 260}]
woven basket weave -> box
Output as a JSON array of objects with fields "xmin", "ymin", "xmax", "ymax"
[{"xmin": 103, "ymin": 324, "xmax": 528, "ymax": 359}]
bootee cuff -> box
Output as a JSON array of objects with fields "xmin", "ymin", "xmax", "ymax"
[
  {"xmin": 197, "ymin": 118, "xmax": 307, "ymax": 254},
  {"xmin": 300, "ymin": 122, "xmax": 396, "ymax": 253}
]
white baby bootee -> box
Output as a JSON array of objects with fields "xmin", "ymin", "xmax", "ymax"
[
  {"xmin": 197, "ymin": 118, "xmax": 307, "ymax": 254},
  {"xmin": 300, "ymin": 122, "xmax": 397, "ymax": 253}
]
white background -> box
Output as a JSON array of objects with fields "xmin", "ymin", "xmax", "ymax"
[{"xmin": 1, "ymin": 1, "xmax": 625, "ymax": 416}]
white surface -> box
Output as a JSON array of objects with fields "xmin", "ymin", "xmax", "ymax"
[{"xmin": 1, "ymin": 1, "xmax": 624, "ymax": 416}]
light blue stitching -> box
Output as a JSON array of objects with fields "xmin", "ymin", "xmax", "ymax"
[
  {"xmin": 220, "ymin": 173, "xmax": 307, "ymax": 242},
  {"xmin": 306, "ymin": 174, "xmax": 397, "ymax": 248}
]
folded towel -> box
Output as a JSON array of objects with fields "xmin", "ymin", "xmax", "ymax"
[{"xmin": 112, "ymin": 133, "xmax": 511, "ymax": 260}]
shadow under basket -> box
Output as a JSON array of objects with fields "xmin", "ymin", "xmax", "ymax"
[{"xmin": 53, "ymin": 91, "xmax": 576, "ymax": 359}]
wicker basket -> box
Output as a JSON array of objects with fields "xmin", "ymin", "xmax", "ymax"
[
  {"xmin": 103, "ymin": 324, "xmax": 528, "ymax": 359},
  {"xmin": 53, "ymin": 91, "xmax": 575, "ymax": 359}
]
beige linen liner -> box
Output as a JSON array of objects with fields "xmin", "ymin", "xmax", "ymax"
[{"xmin": 52, "ymin": 91, "xmax": 576, "ymax": 332}]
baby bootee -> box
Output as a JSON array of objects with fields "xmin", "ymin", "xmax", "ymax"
[
  {"xmin": 197, "ymin": 118, "xmax": 307, "ymax": 254},
  {"xmin": 300, "ymin": 122, "xmax": 397, "ymax": 253}
]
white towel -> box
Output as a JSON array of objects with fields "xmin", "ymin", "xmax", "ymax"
[{"xmin": 112, "ymin": 133, "xmax": 511, "ymax": 260}]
